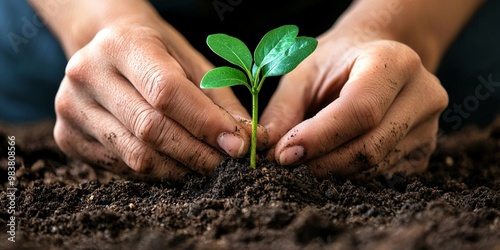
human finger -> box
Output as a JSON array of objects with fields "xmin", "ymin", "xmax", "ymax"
[
  {"xmin": 309, "ymin": 115, "xmax": 439, "ymax": 179},
  {"xmin": 73, "ymin": 26, "xmax": 250, "ymax": 158},
  {"xmin": 54, "ymin": 80, "xmax": 193, "ymax": 179},
  {"xmin": 300, "ymin": 63, "xmax": 447, "ymax": 178},
  {"xmin": 274, "ymin": 42, "xmax": 433, "ymax": 166},
  {"xmin": 259, "ymin": 59, "xmax": 314, "ymax": 150},
  {"xmin": 203, "ymin": 87, "xmax": 270, "ymax": 150},
  {"xmin": 65, "ymin": 52, "xmax": 232, "ymax": 175},
  {"xmin": 350, "ymin": 122, "xmax": 438, "ymax": 180}
]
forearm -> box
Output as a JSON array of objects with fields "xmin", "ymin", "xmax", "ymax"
[
  {"xmin": 329, "ymin": 0, "xmax": 486, "ymax": 71},
  {"xmin": 28, "ymin": 0, "xmax": 162, "ymax": 57}
]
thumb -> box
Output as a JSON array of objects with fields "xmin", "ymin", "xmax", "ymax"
[
  {"xmin": 260, "ymin": 67, "xmax": 313, "ymax": 148},
  {"xmin": 204, "ymin": 87, "xmax": 270, "ymax": 150}
]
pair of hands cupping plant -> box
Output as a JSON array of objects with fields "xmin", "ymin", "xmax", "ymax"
[
  {"xmin": 201, "ymin": 25, "xmax": 318, "ymax": 169},
  {"xmin": 43, "ymin": 0, "xmax": 450, "ymax": 181},
  {"xmin": 203, "ymin": 24, "xmax": 447, "ymax": 179}
]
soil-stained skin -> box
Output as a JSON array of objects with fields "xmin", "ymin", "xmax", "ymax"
[
  {"xmin": 105, "ymin": 132, "xmax": 117, "ymax": 145},
  {"xmin": 235, "ymin": 115, "xmax": 270, "ymax": 149}
]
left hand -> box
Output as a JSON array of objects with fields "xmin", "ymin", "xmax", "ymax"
[{"xmin": 260, "ymin": 35, "xmax": 448, "ymax": 179}]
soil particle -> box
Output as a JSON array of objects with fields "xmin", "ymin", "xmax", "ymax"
[
  {"xmin": 1, "ymin": 118, "xmax": 500, "ymax": 249},
  {"xmin": 106, "ymin": 132, "xmax": 117, "ymax": 145}
]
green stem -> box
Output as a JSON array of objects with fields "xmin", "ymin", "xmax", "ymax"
[{"xmin": 250, "ymin": 90, "xmax": 258, "ymax": 169}]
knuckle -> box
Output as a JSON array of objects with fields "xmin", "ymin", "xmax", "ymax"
[
  {"xmin": 190, "ymin": 112, "xmax": 212, "ymax": 138},
  {"xmin": 65, "ymin": 28, "xmax": 129, "ymax": 85},
  {"xmin": 373, "ymin": 42, "xmax": 422, "ymax": 76},
  {"xmin": 399, "ymin": 137, "xmax": 436, "ymax": 173},
  {"xmin": 133, "ymin": 109, "xmax": 164, "ymax": 146},
  {"xmin": 133, "ymin": 160, "xmax": 154, "ymax": 175},
  {"xmin": 94, "ymin": 25, "xmax": 163, "ymax": 57},
  {"xmin": 65, "ymin": 51, "xmax": 91, "ymax": 84},
  {"xmin": 93, "ymin": 26, "xmax": 129, "ymax": 54},
  {"xmin": 66, "ymin": 27, "xmax": 129, "ymax": 83},
  {"xmin": 122, "ymin": 141, "xmax": 155, "ymax": 174},
  {"xmin": 414, "ymin": 72, "xmax": 449, "ymax": 116},
  {"xmin": 399, "ymin": 46, "xmax": 422, "ymax": 72},
  {"xmin": 53, "ymin": 120, "xmax": 70, "ymax": 152},
  {"xmin": 314, "ymin": 126, "xmax": 337, "ymax": 155},
  {"xmin": 145, "ymin": 69, "xmax": 183, "ymax": 111},
  {"xmin": 351, "ymin": 95, "xmax": 383, "ymax": 131},
  {"xmin": 422, "ymin": 138, "xmax": 437, "ymax": 154},
  {"xmin": 406, "ymin": 143, "xmax": 433, "ymax": 166},
  {"xmin": 431, "ymin": 76, "xmax": 450, "ymax": 112},
  {"xmin": 388, "ymin": 42, "xmax": 422, "ymax": 70},
  {"xmin": 369, "ymin": 133, "xmax": 390, "ymax": 160},
  {"xmin": 54, "ymin": 88, "xmax": 76, "ymax": 119},
  {"xmin": 358, "ymin": 139, "xmax": 385, "ymax": 167},
  {"xmin": 132, "ymin": 157, "xmax": 154, "ymax": 175}
]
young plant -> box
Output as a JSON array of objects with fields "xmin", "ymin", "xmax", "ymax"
[{"xmin": 200, "ymin": 25, "xmax": 318, "ymax": 169}]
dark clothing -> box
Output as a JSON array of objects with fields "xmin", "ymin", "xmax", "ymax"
[
  {"xmin": 1, "ymin": 0, "xmax": 499, "ymax": 133},
  {"xmin": 435, "ymin": 0, "xmax": 500, "ymax": 131}
]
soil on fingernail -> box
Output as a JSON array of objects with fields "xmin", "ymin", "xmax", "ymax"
[{"xmin": 1, "ymin": 117, "xmax": 500, "ymax": 250}]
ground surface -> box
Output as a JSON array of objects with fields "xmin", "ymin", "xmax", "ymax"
[{"xmin": 1, "ymin": 118, "xmax": 499, "ymax": 250}]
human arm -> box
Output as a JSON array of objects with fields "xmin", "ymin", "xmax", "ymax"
[
  {"xmin": 260, "ymin": 0, "xmax": 485, "ymax": 178},
  {"xmin": 28, "ymin": 0, "xmax": 253, "ymax": 179},
  {"xmin": 330, "ymin": 0, "xmax": 486, "ymax": 71}
]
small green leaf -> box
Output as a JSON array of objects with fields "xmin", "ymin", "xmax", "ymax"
[
  {"xmin": 254, "ymin": 25, "xmax": 298, "ymax": 67},
  {"xmin": 200, "ymin": 67, "xmax": 249, "ymax": 89},
  {"xmin": 206, "ymin": 34, "xmax": 253, "ymax": 74},
  {"xmin": 262, "ymin": 36, "xmax": 317, "ymax": 77},
  {"xmin": 251, "ymin": 64, "xmax": 259, "ymax": 80}
]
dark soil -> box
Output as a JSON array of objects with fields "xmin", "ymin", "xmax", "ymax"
[{"xmin": 1, "ymin": 118, "xmax": 499, "ymax": 250}]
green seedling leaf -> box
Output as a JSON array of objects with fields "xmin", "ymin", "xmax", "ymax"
[
  {"xmin": 206, "ymin": 34, "xmax": 253, "ymax": 74},
  {"xmin": 254, "ymin": 25, "xmax": 298, "ymax": 67},
  {"xmin": 200, "ymin": 67, "xmax": 249, "ymax": 89},
  {"xmin": 251, "ymin": 64, "xmax": 258, "ymax": 78},
  {"xmin": 251, "ymin": 64, "xmax": 259, "ymax": 82},
  {"xmin": 262, "ymin": 36, "xmax": 317, "ymax": 77}
]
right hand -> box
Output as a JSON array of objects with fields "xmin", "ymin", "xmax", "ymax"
[{"xmin": 53, "ymin": 17, "xmax": 252, "ymax": 180}]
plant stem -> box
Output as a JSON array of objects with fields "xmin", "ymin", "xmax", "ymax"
[{"xmin": 250, "ymin": 90, "xmax": 258, "ymax": 169}]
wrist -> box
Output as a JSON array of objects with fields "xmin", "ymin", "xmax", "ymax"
[
  {"xmin": 28, "ymin": 0, "xmax": 161, "ymax": 57},
  {"xmin": 325, "ymin": 0, "xmax": 485, "ymax": 72}
]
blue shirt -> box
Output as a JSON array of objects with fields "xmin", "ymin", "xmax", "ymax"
[{"xmin": 0, "ymin": 0, "xmax": 66, "ymax": 122}]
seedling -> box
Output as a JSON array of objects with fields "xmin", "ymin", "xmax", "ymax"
[{"xmin": 200, "ymin": 25, "xmax": 318, "ymax": 168}]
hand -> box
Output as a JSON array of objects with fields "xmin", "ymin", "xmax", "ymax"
[
  {"xmin": 260, "ymin": 36, "xmax": 448, "ymax": 179},
  {"xmin": 53, "ymin": 17, "xmax": 252, "ymax": 180}
]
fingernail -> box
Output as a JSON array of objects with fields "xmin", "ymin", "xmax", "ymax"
[
  {"xmin": 279, "ymin": 145, "xmax": 305, "ymax": 165},
  {"xmin": 217, "ymin": 132, "xmax": 246, "ymax": 158}
]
